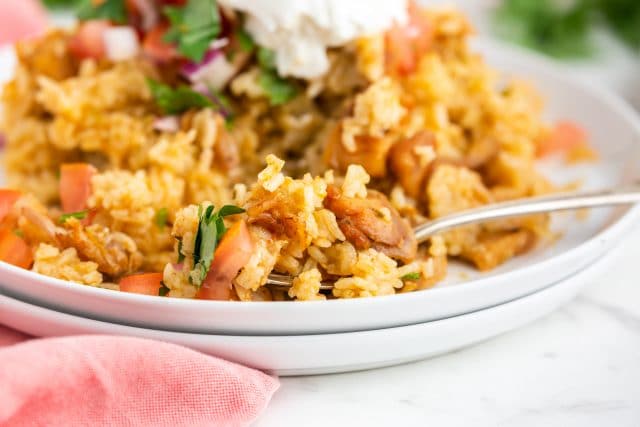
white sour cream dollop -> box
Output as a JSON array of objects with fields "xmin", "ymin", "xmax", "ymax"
[{"xmin": 219, "ymin": 0, "xmax": 408, "ymax": 79}]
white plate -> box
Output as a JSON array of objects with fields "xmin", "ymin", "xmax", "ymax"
[
  {"xmin": 0, "ymin": 250, "xmax": 614, "ymax": 376},
  {"xmin": 0, "ymin": 38, "xmax": 639, "ymax": 335}
]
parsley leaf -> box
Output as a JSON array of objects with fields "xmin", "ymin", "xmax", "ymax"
[
  {"xmin": 147, "ymin": 79, "xmax": 213, "ymax": 114},
  {"xmin": 76, "ymin": 0, "xmax": 127, "ymax": 24},
  {"xmin": 59, "ymin": 210, "xmax": 88, "ymax": 223},
  {"xmin": 155, "ymin": 208, "xmax": 169, "ymax": 229},
  {"xmin": 191, "ymin": 204, "xmax": 245, "ymax": 286},
  {"xmin": 162, "ymin": 0, "xmax": 221, "ymax": 62},
  {"xmin": 159, "ymin": 281, "xmax": 171, "ymax": 296},
  {"xmin": 401, "ymin": 272, "xmax": 421, "ymax": 281}
]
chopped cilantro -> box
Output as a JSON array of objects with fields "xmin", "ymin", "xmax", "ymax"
[
  {"xmin": 159, "ymin": 281, "xmax": 171, "ymax": 296},
  {"xmin": 147, "ymin": 79, "xmax": 213, "ymax": 115},
  {"xmin": 76, "ymin": 0, "xmax": 127, "ymax": 24},
  {"xmin": 257, "ymin": 47, "xmax": 277, "ymax": 69},
  {"xmin": 259, "ymin": 71, "xmax": 298, "ymax": 106},
  {"xmin": 401, "ymin": 272, "xmax": 421, "ymax": 281},
  {"xmin": 163, "ymin": 0, "xmax": 221, "ymax": 62},
  {"xmin": 12, "ymin": 229, "xmax": 24, "ymax": 238},
  {"xmin": 191, "ymin": 204, "xmax": 245, "ymax": 286},
  {"xmin": 236, "ymin": 27, "xmax": 255, "ymax": 52},
  {"xmin": 255, "ymin": 47, "xmax": 297, "ymax": 106},
  {"xmin": 59, "ymin": 210, "xmax": 88, "ymax": 223},
  {"xmin": 155, "ymin": 208, "xmax": 169, "ymax": 229}
]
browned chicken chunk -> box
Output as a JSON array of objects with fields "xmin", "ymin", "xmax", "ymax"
[
  {"xmin": 324, "ymin": 185, "xmax": 417, "ymax": 262},
  {"xmin": 388, "ymin": 131, "xmax": 435, "ymax": 199}
]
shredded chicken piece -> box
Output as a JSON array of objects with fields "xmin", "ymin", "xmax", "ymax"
[
  {"xmin": 58, "ymin": 219, "xmax": 142, "ymax": 277},
  {"xmin": 15, "ymin": 197, "xmax": 142, "ymax": 278},
  {"xmin": 323, "ymin": 123, "xmax": 394, "ymax": 177},
  {"xmin": 324, "ymin": 184, "xmax": 417, "ymax": 262},
  {"xmin": 388, "ymin": 131, "xmax": 435, "ymax": 199}
]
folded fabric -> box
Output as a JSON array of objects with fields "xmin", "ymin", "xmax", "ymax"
[
  {"xmin": 0, "ymin": 0, "xmax": 48, "ymax": 45},
  {"xmin": 0, "ymin": 329, "xmax": 279, "ymax": 426}
]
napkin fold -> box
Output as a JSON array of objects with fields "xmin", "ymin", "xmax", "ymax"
[{"xmin": 0, "ymin": 328, "xmax": 279, "ymax": 426}]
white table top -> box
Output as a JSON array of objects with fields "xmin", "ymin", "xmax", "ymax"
[{"xmin": 255, "ymin": 224, "xmax": 640, "ymax": 427}]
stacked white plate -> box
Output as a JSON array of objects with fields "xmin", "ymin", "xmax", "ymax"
[{"xmin": 1, "ymin": 40, "xmax": 639, "ymax": 376}]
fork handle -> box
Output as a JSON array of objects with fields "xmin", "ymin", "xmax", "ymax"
[{"xmin": 414, "ymin": 182, "xmax": 640, "ymax": 243}]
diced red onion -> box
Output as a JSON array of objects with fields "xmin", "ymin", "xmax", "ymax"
[
  {"xmin": 103, "ymin": 26, "xmax": 140, "ymax": 61},
  {"xmin": 153, "ymin": 116, "xmax": 180, "ymax": 132},
  {"xmin": 181, "ymin": 49, "xmax": 221, "ymax": 76}
]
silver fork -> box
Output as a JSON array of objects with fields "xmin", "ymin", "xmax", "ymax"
[{"xmin": 266, "ymin": 182, "xmax": 640, "ymax": 290}]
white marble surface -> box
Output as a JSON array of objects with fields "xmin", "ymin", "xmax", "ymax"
[{"xmin": 255, "ymin": 224, "xmax": 640, "ymax": 427}]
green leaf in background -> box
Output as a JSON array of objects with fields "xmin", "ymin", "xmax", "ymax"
[
  {"xmin": 493, "ymin": 0, "xmax": 639, "ymax": 57},
  {"xmin": 493, "ymin": 0, "xmax": 594, "ymax": 58},
  {"xmin": 163, "ymin": 0, "xmax": 221, "ymax": 62},
  {"xmin": 599, "ymin": 0, "xmax": 640, "ymax": 50},
  {"xmin": 76, "ymin": 0, "xmax": 127, "ymax": 24}
]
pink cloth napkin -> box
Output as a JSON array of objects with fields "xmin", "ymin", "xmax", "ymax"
[
  {"xmin": 0, "ymin": 325, "xmax": 279, "ymax": 426},
  {"xmin": 0, "ymin": 0, "xmax": 48, "ymax": 45}
]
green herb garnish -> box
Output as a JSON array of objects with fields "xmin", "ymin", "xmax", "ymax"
[
  {"xmin": 76, "ymin": 0, "xmax": 127, "ymax": 24},
  {"xmin": 155, "ymin": 208, "xmax": 169, "ymax": 229},
  {"xmin": 12, "ymin": 229, "xmax": 24, "ymax": 238},
  {"xmin": 257, "ymin": 47, "xmax": 277, "ymax": 69},
  {"xmin": 191, "ymin": 204, "xmax": 245, "ymax": 286},
  {"xmin": 162, "ymin": 0, "xmax": 221, "ymax": 62},
  {"xmin": 258, "ymin": 71, "xmax": 298, "ymax": 106},
  {"xmin": 177, "ymin": 239, "xmax": 185, "ymax": 264},
  {"xmin": 159, "ymin": 281, "xmax": 171, "ymax": 296},
  {"xmin": 59, "ymin": 210, "xmax": 88, "ymax": 223},
  {"xmin": 401, "ymin": 272, "xmax": 421, "ymax": 281},
  {"xmin": 255, "ymin": 47, "xmax": 297, "ymax": 106},
  {"xmin": 147, "ymin": 79, "xmax": 213, "ymax": 115},
  {"xmin": 236, "ymin": 27, "xmax": 256, "ymax": 52}
]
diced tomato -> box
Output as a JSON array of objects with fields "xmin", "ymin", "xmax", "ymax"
[
  {"xmin": 197, "ymin": 220, "xmax": 254, "ymax": 301},
  {"xmin": 69, "ymin": 20, "xmax": 110, "ymax": 60},
  {"xmin": 538, "ymin": 121, "xmax": 588, "ymax": 157},
  {"xmin": 119, "ymin": 272, "xmax": 164, "ymax": 296},
  {"xmin": 0, "ymin": 228, "xmax": 33, "ymax": 269},
  {"xmin": 59, "ymin": 163, "xmax": 96, "ymax": 214},
  {"xmin": 0, "ymin": 189, "xmax": 21, "ymax": 223},
  {"xmin": 386, "ymin": 1, "xmax": 432, "ymax": 76},
  {"xmin": 142, "ymin": 24, "xmax": 178, "ymax": 63}
]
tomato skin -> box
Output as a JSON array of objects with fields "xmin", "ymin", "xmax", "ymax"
[
  {"xmin": 119, "ymin": 272, "xmax": 164, "ymax": 296},
  {"xmin": 385, "ymin": 1, "xmax": 432, "ymax": 76},
  {"xmin": 142, "ymin": 24, "xmax": 178, "ymax": 63},
  {"xmin": 538, "ymin": 121, "xmax": 588, "ymax": 157},
  {"xmin": 0, "ymin": 228, "xmax": 33, "ymax": 269},
  {"xmin": 196, "ymin": 220, "xmax": 254, "ymax": 301},
  {"xmin": 68, "ymin": 20, "xmax": 110, "ymax": 60},
  {"xmin": 59, "ymin": 163, "xmax": 97, "ymax": 214},
  {"xmin": 0, "ymin": 189, "xmax": 21, "ymax": 223}
]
